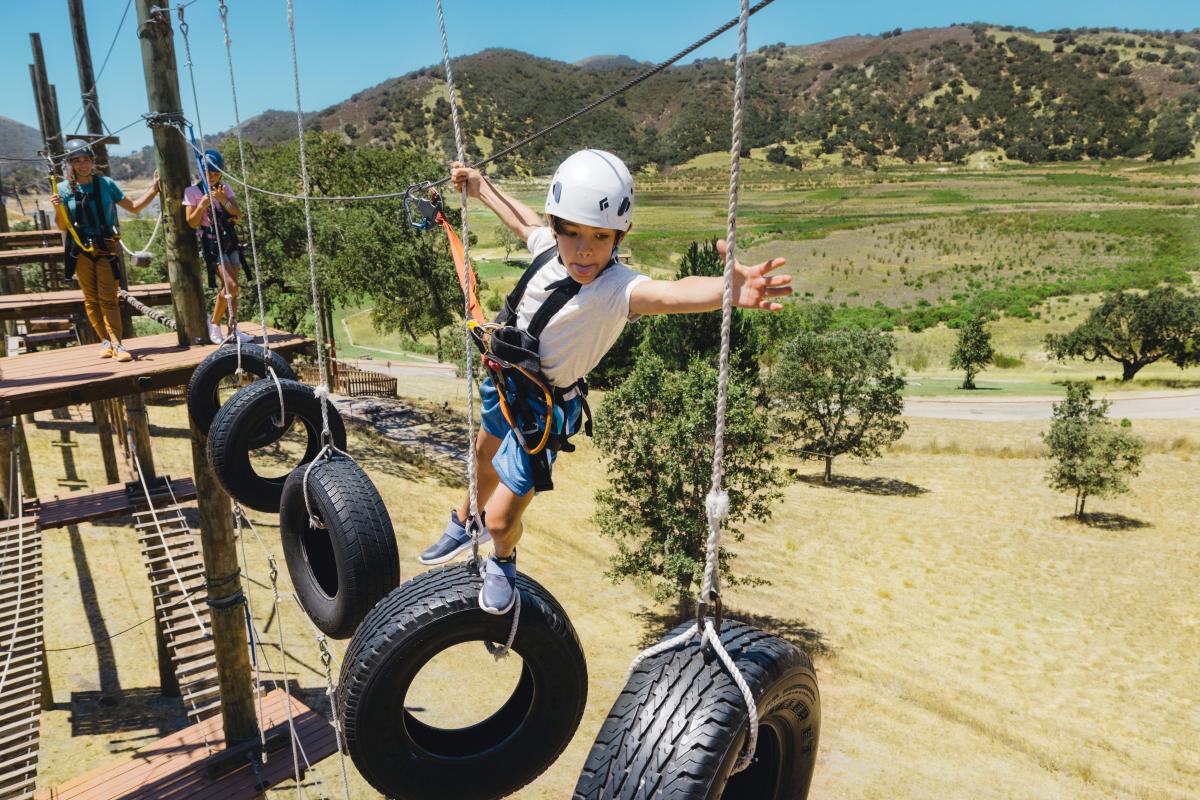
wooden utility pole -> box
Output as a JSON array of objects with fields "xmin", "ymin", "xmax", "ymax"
[
  {"xmin": 29, "ymin": 35, "xmax": 64, "ymax": 161},
  {"xmin": 66, "ymin": 0, "xmax": 110, "ymax": 174},
  {"xmin": 0, "ymin": 171, "xmax": 9, "ymax": 233},
  {"xmin": 135, "ymin": 0, "xmax": 257, "ymax": 747},
  {"xmin": 30, "ymin": 31, "xmax": 123, "ymax": 483},
  {"xmin": 65, "ymin": 0, "xmax": 157, "ymax": 480}
]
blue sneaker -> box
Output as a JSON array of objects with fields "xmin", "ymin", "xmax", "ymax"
[
  {"xmin": 479, "ymin": 552, "xmax": 517, "ymax": 615},
  {"xmin": 418, "ymin": 510, "xmax": 491, "ymax": 566}
]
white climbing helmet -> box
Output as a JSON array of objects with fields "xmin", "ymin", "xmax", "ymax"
[{"xmin": 544, "ymin": 149, "xmax": 634, "ymax": 232}]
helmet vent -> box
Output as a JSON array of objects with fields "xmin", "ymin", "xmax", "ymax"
[
  {"xmin": 552, "ymin": 181, "xmax": 562, "ymax": 203},
  {"xmin": 617, "ymin": 197, "xmax": 631, "ymax": 216}
]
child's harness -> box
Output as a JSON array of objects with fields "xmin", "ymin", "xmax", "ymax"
[
  {"xmin": 471, "ymin": 246, "xmax": 597, "ymax": 492},
  {"xmin": 193, "ymin": 180, "xmax": 243, "ymax": 288},
  {"xmin": 63, "ymin": 178, "xmax": 120, "ymax": 281},
  {"xmin": 403, "ymin": 185, "xmax": 595, "ymax": 491}
]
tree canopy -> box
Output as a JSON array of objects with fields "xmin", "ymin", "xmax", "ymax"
[
  {"xmin": 1043, "ymin": 382, "xmax": 1143, "ymax": 519},
  {"xmin": 1045, "ymin": 286, "xmax": 1200, "ymax": 381},
  {"xmin": 593, "ymin": 355, "xmax": 779, "ymax": 614},
  {"xmin": 769, "ymin": 328, "xmax": 907, "ymax": 481},
  {"xmin": 949, "ymin": 314, "xmax": 995, "ymax": 389}
]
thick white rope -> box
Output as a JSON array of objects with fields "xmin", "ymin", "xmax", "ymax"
[
  {"xmin": 285, "ymin": 0, "xmax": 333, "ymax": 449},
  {"xmin": 118, "ymin": 207, "xmax": 162, "ymax": 257},
  {"xmin": 626, "ymin": 0, "xmax": 759, "ymax": 775},
  {"xmin": 435, "ymin": 0, "xmax": 482, "ymax": 564},
  {"xmin": 217, "ymin": 0, "xmax": 272, "ymax": 351}
]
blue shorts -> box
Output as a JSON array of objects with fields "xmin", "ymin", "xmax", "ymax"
[{"xmin": 480, "ymin": 375, "xmax": 582, "ymax": 497}]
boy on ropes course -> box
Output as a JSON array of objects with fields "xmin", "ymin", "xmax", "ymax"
[
  {"xmin": 183, "ymin": 149, "xmax": 251, "ymax": 344},
  {"xmin": 50, "ymin": 139, "xmax": 161, "ymax": 363},
  {"xmin": 418, "ymin": 149, "xmax": 792, "ymax": 614}
]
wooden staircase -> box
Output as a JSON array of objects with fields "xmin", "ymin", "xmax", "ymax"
[
  {"xmin": 0, "ymin": 510, "xmax": 45, "ymax": 800},
  {"xmin": 135, "ymin": 503, "xmax": 221, "ymax": 726}
]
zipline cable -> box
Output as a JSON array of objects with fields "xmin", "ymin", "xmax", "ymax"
[
  {"xmin": 162, "ymin": 0, "xmax": 777, "ymax": 204},
  {"xmin": 423, "ymin": 0, "xmax": 778, "ymax": 189}
]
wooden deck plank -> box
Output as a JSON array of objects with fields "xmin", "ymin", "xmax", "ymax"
[
  {"xmin": 0, "ymin": 284, "xmax": 172, "ymax": 323},
  {"xmin": 35, "ymin": 477, "xmax": 197, "ymax": 531},
  {"xmin": 0, "ymin": 326, "xmax": 311, "ymax": 416},
  {"xmin": 0, "ymin": 231, "xmax": 61, "ymax": 249},
  {"xmin": 0, "ymin": 247, "xmax": 63, "ymax": 268},
  {"xmin": 33, "ymin": 690, "xmax": 337, "ymax": 800}
]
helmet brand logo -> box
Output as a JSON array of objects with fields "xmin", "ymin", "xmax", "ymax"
[{"xmin": 598, "ymin": 198, "xmax": 609, "ymax": 211}]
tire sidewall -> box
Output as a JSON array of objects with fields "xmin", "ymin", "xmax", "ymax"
[
  {"xmin": 342, "ymin": 567, "xmax": 588, "ymax": 800},
  {"xmin": 187, "ymin": 344, "xmax": 297, "ymax": 447},
  {"xmin": 207, "ymin": 379, "xmax": 346, "ymax": 513}
]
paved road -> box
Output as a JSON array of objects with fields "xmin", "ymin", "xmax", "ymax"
[
  {"xmin": 342, "ymin": 358, "xmax": 1200, "ymax": 421},
  {"xmin": 904, "ymin": 391, "xmax": 1200, "ymax": 421}
]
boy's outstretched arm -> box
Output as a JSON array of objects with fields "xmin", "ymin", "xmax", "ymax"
[
  {"xmin": 629, "ymin": 240, "xmax": 792, "ymax": 316},
  {"xmin": 450, "ymin": 162, "xmax": 543, "ymax": 241}
]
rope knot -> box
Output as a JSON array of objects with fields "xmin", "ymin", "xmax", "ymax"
[
  {"xmin": 313, "ymin": 384, "xmax": 330, "ymax": 402},
  {"xmin": 705, "ymin": 489, "xmax": 730, "ymax": 521}
]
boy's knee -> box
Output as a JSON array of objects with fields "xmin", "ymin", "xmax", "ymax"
[{"xmin": 486, "ymin": 510, "xmax": 521, "ymax": 539}]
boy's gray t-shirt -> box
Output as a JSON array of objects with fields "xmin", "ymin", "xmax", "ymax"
[{"xmin": 515, "ymin": 226, "xmax": 649, "ymax": 388}]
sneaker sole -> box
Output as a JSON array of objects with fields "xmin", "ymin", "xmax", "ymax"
[
  {"xmin": 417, "ymin": 531, "xmax": 492, "ymax": 566},
  {"xmin": 478, "ymin": 586, "xmax": 516, "ymax": 615}
]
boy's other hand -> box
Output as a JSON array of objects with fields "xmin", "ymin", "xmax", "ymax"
[
  {"xmin": 716, "ymin": 239, "xmax": 792, "ymax": 311},
  {"xmin": 450, "ymin": 161, "xmax": 482, "ymax": 199}
]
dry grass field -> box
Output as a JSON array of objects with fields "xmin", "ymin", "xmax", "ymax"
[{"xmin": 22, "ymin": 382, "xmax": 1199, "ymax": 798}]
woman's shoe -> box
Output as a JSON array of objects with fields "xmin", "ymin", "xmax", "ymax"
[
  {"xmin": 98, "ymin": 340, "xmax": 113, "ymax": 358},
  {"xmin": 113, "ymin": 344, "xmax": 133, "ymax": 363},
  {"xmin": 207, "ymin": 321, "xmax": 224, "ymax": 345}
]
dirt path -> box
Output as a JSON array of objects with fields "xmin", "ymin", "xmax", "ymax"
[{"xmin": 905, "ymin": 390, "xmax": 1200, "ymax": 421}]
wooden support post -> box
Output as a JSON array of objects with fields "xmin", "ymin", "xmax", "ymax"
[
  {"xmin": 0, "ymin": 171, "xmax": 9, "ymax": 233},
  {"xmin": 15, "ymin": 419, "xmax": 37, "ymax": 502},
  {"xmin": 66, "ymin": 0, "xmax": 110, "ymax": 175},
  {"xmin": 136, "ymin": 0, "xmax": 257, "ymax": 745},
  {"xmin": 40, "ymin": 644, "xmax": 53, "ymax": 711},
  {"xmin": 29, "ymin": 34, "xmax": 64, "ymax": 160}
]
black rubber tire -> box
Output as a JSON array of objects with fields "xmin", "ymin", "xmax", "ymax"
[
  {"xmin": 573, "ymin": 620, "xmax": 820, "ymax": 800},
  {"xmin": 279, "ymin": 455, "xmax": 399, "ymax": 639},
  {"xmin": 187, "ymin": 343, "xmax": 297, "ymax": 448},
  {"xmin": 338, "ymin": 564, "xmax": 588, "ymax": 800},
  {"xmin": 206, "ymin": 378, "xmax": 347, "ymax": 513}
]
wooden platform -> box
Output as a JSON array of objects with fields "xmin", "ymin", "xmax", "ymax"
[
  {"xmin": 0, "ymin": 510, "xmax": 46, "ymax": 800},
  {"xmin": 0, "ymin": 232, "xmax": 61, "ymax": 249},
  {"xmin": 0, "ymin": 285, "xmax": 174, "ymax": 323},
  {"xmin": 0, "ymin": 248, "xmax": 64, "ymax": 269},
  {"xmin": 0, "ymin": 326, "xmax": 311, "ymax": 417},
  {"xmin": 33, "ymin": 689, "xmax": 338, "ymax": 800},
  {"xmin": 36, "ymin": 477, "xmax": 197, "ymax": 532}
]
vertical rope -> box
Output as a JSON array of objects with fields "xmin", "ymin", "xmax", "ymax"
[
  {"xmin": 177, "ymin": 9, "xmax": 238, "ymax": 346},
  {"xmin": 627, "ymin": 0, "xmax": 759, "ymax": 776},
  {"xmin": 217, "ymin": 0, "xmax": 271, "ymax": 349},
  {"xmin": 435, "ymin": 0, "xmax": 481, "ymax": 552},
  {"xmin": 267, "ymin": 555, "xmax": 304, "ymax": 798},
  {"xmin": 702, "ymin": 0, "xmax": 749, "ymax": 607},
  {"xmin": 284, "ymin": 0, "xmax": 333, "ymax": 444}
]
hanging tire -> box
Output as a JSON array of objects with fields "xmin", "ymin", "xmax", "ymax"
[
  {"xmin": 279, "ymin": 454, "xmax": 399, "ymax": 639},
  {"xmin": 207, "ymin": 378, "xmax": 347, "ymax": 513},
  {"xmin": 573, "ymin": 620, "xmax": 820, "ymax": 800},
  {"xmin": 339, "ymin": 564, "xmax": 588, "ymax": 800},
  {"xmin": 187, "ymin": 343, "xmax": 297, "ymax": 448}
]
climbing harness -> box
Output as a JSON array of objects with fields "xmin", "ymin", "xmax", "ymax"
[{"xmin": 49, "ymin": 168, "xmax": 95, "ymax": 256}]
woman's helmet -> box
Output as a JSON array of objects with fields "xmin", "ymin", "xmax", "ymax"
[
  {"xmin": 544, "ymin": 149, "xmax": 634, "ymax": 232},
  {"xmin": 64, "ymin": 138, "xmax": 95, "ymax": 160},
  {"xmin": 202, "ymin": 149, "xmax": 225, "ymax": 171}
]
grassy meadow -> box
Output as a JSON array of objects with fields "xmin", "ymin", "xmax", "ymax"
[{"xmin": 25, "ymin": 156, "xmax": 1200, "ymax": 798}]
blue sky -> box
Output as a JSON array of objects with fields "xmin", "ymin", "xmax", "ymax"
[{"xmin": 3, "ymin": 0, "xmax": 1197, "ymax": 156}]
